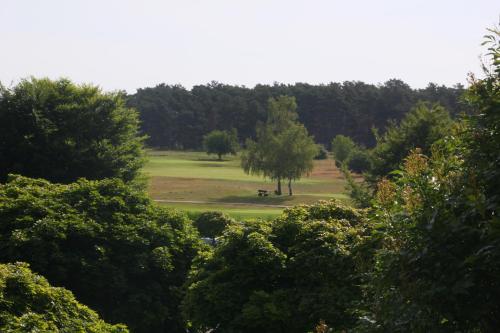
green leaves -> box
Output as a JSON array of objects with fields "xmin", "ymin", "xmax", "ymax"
[
  {"xmin": 0, "ymin": 175, "xmax": 203, "ymax": 333},
  {"xmin": 183, "ymin": 200, "xmax": 369, "ymax": 333},
  {"xmin": 0, "ymin": 262, "xmax": 128, "ymax": 332},
  {"xmin": 331, "ymin": 135, "xmax": 356, "ymax": 164},
  {"xmin": 369, "ymin": 103, "xmax": 453, "ymax": 182},
  {"xmin": 203, "ymin": 129, "xmax": 239, "ymax": 160},
  {"xmin": 0, "ymin": 77, "xmax": 145, "ymax": 184},
  {"xmin": 241, "ymin": 96, "xmax": 318, "ymax": 195},
  {"xmin": 193, "ymin": 211, "xmax": 235, "ymax": 241}
]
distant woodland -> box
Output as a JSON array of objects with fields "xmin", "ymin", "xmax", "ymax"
[{"xmin": 127, "ymin": 80, "xmax": 469, "ymax": 149}]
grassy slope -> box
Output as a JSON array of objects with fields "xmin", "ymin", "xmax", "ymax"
[{"xmin": 144, "ymin": 150, "xmax": 348, "ymax": 219}]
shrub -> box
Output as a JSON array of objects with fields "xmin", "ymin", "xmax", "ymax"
[
  {"xmin": 194, "ymin": 211, "xmax": 235, "ymax": 241},
  {"xmin": 0, "ymin": 262, "xmax": 128, "ymax": 332},
  {"xmin": 0, "ymin": 175, "xmax": 203, "ymax": 333},
  {"xmin": 347, "ymin": 148, "xmax": 372, "ymax": 173},
  {"xmin": 314, "ymin": 145, "xmax": 329, "ymax": 160},
  {"xmin": 368, "ymin": 102, "xmax": 452, "ymax": 181},
  {"xmin": 331, "ymin": 135, "xmax": 356, "ymax": 163},
  {"xmin": 183, "ymin": 200, "xmax": 370, "ymax": 333}
]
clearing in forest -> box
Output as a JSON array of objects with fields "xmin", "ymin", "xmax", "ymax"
[{"xmin": 144, "ymin": 150, "xmax": 348, "ymax": 219}]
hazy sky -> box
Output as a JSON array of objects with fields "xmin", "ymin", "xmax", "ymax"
[{"xmin": 1, "ymin": 0, "xmax": 499, "ymax": 92}]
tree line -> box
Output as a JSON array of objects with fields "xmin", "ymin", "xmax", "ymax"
[{"xmin": 127, "ymin": 80, "xmax": 469, "ymax": 150}]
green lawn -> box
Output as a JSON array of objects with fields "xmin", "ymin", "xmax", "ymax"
[
  {"xmin": 158, "ymin": 202, "xmax": 284, "ymax": 220},
  {"xmin": 144, "ymin": 150, "xmax": 348, "ymax": 219}
]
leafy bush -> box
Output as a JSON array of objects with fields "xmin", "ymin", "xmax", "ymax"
[
  {"xmin": 0, "ymin": 175, "xmax": 203, "ymax": 333},
  {"xmin": 365, "ymin": 144, "xmax": 500, "ymax": 331},
  {"xmin": 347, "ymin": 148, "xmax": 372, "ymax": 173},
  {"xmin": 361, "ymin": 28, "xmax": 500, "ymax": 332},
  {"xmin": 314, "ymin": 145, "xmax": 328, "ymax": 160},
  {"xmin": 368, "ymin": 102, "xmax": 453, "ymax": 181},
  {"xmin": 193, "ymin": 211, "xmax": 235, "ymax": 241},
  {"xmin": 340, "ymin": 164, "xmax": 373, "ymax": 209},
  {"xmin": 331, "ymin": 135, "xmax": 356, "ymax": 163},
  {"xmin": 349, "ymin": 26, "xmax": 500, "ymax": 332},
  {"xmin": 183, "ymin": 200, "xmax": 371, "ymax": 333},
  {"xmin": 0, "ymin": 262, "xmax": 128, "ymax": 332}
]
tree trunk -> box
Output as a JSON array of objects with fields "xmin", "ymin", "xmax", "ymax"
[
  {"xmin": 276, "ymin": 178, "xmax": 282, "ymax": 195},
  {"xmin": 217, "ymin": 153, "xmax": 222, "ymax": 161},
  {"xmin": 288, "ymin": 178, "xmax": 293, "ymax": 196}
]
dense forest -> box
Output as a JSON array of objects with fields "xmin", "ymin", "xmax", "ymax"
[{"xmin": 128, "ymin": 80, "xmax": 469, "ymax": 149}]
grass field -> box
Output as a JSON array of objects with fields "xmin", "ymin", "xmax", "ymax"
[{"xmin": 144, "ymin": 150, "xmax": 349, "ymax": 219}]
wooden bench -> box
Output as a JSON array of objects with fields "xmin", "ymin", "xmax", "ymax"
[{"xmin": 257, "ymin": 189, "xmax": 269, "ymax": 197}]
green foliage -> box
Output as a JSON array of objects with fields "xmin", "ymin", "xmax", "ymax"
[
  {"xmin": 368, "ymin": 102, "xmax": 453, "ymax": 181},
  {"xmin": 362, "ymin": 29, "xmax": 500, "ymax": 331},
  {"xmin": 0, "ymin": 77, "xmax": 145, "ymax": 184},
  {"xmin": 331, "ymin": 135, "xmax": 356, "ymax": 164},
  {"xmin": 193, "ymin": 211, "xmax": 235, "ymax": 241},
  {"xmin": 314, "ymin": 145, "xmax": 329, "ymax": 160},
  {"xmin": 0, "ymin": 26, "xmax": 494, "ymax": 333},
  {"xmin": 0, "ymin": 175, "xmax": 203, "ymax": 333},
  {"xmin": 338, "ymin": 98, "xmax": 454, "ymax": 208},
  {"xmin": 347, "ymin": 148, "xmax": 372, "ymax": 173},
  {"xmin": 203, "ymin": 129, "xmax": 239, "ymax": 160},
  {"xmin": 340, "ymin": 165, "xmax": 373, "ymax": 209},
  {"xmin": 183, "ymin": 200, "xmax": 370, "ymax": 333},
  {"xmin": 267, "ymin": 95, "xmax": 299, "ymax": 130},
  {"xmin": 242, "ymin": 96, "xmax": 319, "ymax": 195},
  {"xmin": 0, "ymin": 262, "xmax": 128, "ymax": 332},
  {"xmin": 365, "ymin": 145, "xmax": 496, "ymax": 331},
  {"xmin": 128, "ymin": 80, "xmax": 468, "ymax": 150}
]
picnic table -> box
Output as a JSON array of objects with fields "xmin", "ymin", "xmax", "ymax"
[{"xmin": 257, "ymin": 189, "xmax": 269, "ymax": 197}]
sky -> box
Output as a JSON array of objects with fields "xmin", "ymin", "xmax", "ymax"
[{"xmin": 1, "ymin": 0, "xmax": 499, "ymax": 93}]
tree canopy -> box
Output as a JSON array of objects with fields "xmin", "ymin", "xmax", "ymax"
[
  {"xmin": 182, "ymin": 200, "xmax": 369, "ymax": 333},
  {"xmin": 0, "ymin": 175, "xmax": 203, "ymax": 333},
  {"xmin": 193, "ymin": 211, "xmax": 235, "ymax": 242},
  {"xmin": 0, "ymin": 77, "xmax": 145, "ymax": 183},
  {"xmin": 203, "ymin": 129, "xmax": 239, "ymax": 160},
  {"xmin": 127, "ymin": 80, "xmax": 468, "ymax": 150},
  {"xmin": 358, "ymin": 26, "xmax": 500, "ymax": 332},
  {"xmin": 241, "ymin": 96, "xmax": 318, "ymax": 195},
  {"xmin": 0, "ymin": 262, "xmax": 128, "ymax": 332},
  {"xmin": 368, "ymin": 102, "xmax": 453, "ymax": 181},
  {"xmin": 331, "ymin": 135, "xmax": 356, "ymax": 164}
]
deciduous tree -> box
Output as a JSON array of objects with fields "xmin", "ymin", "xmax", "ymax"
[
  {"xmin": 183, "ymin": 201, "xmax": 369, "ymax": 333},
  {"xmin": 193, "ymin": 211, "xmax": 235, "ymax": 243},
  {"xmin": 0, "ymin": 77, "xmax": 145, "ymax": 183},
  {"xmin": 331, "ymin": 135, "xmax": 356, "ymax": 164},
  {"xmin": 368, "ymin": 102, "xmax": 453, "ymax": 181},
  {"xmin": 0, "ymin": 175, "xmax": 203, "ymax": 333},
  {"xmin": 361, "ymin": 26, "xmax": 500, "ymax": 332},
  {"xmin": 241, "ymin": 96, "xmax": 318, "ymax": 195},
  {"xmin": 203, "ymin": 129, "xmax": 239, "ymax": 160}
]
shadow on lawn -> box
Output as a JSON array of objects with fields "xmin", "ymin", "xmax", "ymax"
[
  {"xmin": 215, "ymin": 194, "xmax": 293, "ymax": 205},
  {"xmin": 195, "ymin": 158, "xmax": 235, "ymax": 162},
  {"xmin": 197, "ymin": 162, "xmax": 226, "ymax": 167}
]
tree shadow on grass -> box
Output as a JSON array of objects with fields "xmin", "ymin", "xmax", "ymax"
[
  {"xmin": 195, "ymin": 158, "xmax": 228, "ymax": 162},
  {"xmin": 215, "ymin": 195, "xmax": 293, "ymax": 206},
  {"xmin": 197, "ymin": 163, "xmax": 226, "ymax": 167}
]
